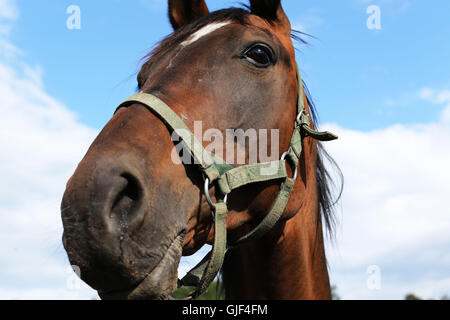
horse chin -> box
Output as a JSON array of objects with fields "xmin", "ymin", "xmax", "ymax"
[{"xmin": 98, "ymin": 231, "xmax": 185, "ymax": 300}]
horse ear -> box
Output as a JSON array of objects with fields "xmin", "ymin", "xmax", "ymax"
[
  {"xmin": 249, "ymin": 0, "xmax": 290, "ymax": 32},
  {"xmin": 168, "ymin": 0, "xmax": 210, "ymax": 30}
]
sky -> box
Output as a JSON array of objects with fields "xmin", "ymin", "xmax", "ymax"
[{"xmin": 0, "ymin": 0, "xmax": 449, "ymax": 300}]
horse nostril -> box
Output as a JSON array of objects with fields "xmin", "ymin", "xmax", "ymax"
[
  {"xmin": 120, "ymin": 174, "xmax": 140, "ymax": 202},
  {"xmin": 110, "ymin": 173, "xmax": 144, "ymax": 232}
]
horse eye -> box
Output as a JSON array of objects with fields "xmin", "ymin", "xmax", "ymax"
[{"xmin": 243, "ymin": 45, "xmax": 273, "ymax": 67}]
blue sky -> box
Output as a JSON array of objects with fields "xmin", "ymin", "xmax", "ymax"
[
  {"xmin": 1, "ymin": 0, "xmax": 450, "ymax": 300},
  {"xmin": 11, "ymin": 0, "xmax": 450, "ymax": 130}
]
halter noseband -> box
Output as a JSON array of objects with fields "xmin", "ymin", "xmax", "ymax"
[{"xmin": 115, "ymin": 63, "xmax": 337, "ymax": 299}]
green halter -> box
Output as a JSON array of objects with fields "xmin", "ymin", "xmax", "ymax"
[{"xmin": 115, "ymin": 63, "xmax": 337, "ymax": 299}]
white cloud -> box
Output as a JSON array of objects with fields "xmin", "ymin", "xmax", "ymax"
[
  {"xmin": 324, "ymin": 89, "xmax": 450, "ymax": 299},
  {"xmin": 419, "ymin": 88, "xmax": 450, "ymax": 104},
  {"xmin": 0, "ymin": 0, "xmax": 21, "ymax": 60},
  {"xmin": 0, "ymin": 0, "xmax": 19, "ymax": 20},
  {"xmin": 0, "ymin": 0, "xmax": 99, "ymax": 299},
  {"xmin": 419, "ymin": 88, "xmax": 450, "ymax": 122}
]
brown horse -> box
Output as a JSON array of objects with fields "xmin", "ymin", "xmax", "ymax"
[{"xmin": 61, "ymin": 0, "xmax": 341, "ymax": 300}]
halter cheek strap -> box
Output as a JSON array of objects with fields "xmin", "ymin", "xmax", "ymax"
[{"xmin": 115, "ymin": 63, "xmax": 337, "ymax": 299}]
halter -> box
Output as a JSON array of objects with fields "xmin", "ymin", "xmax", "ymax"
[{"xmin": 115, "ymin": 63, "xmax": 337, "ymax": 299}]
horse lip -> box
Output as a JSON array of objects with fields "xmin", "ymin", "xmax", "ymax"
[{"xmin": 99, "ymin": 229, "xmax": 186, "ymax": 300}]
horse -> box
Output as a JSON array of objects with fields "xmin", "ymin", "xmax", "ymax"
[{"xmin": 61, "ymin": 0, "xmax": 341, "ymax": 300}]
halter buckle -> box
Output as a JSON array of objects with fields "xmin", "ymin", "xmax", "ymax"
[
  {"xmin": 281, "ymin": 152, "xmax": 298, "ymax": 181},
  {"xmin": 204, "ymin": 178, "xmax": 228, "ymax": 209},
  {"xmin": 296, "ymin": 110, "xmax": 310, "ymax": 127}
]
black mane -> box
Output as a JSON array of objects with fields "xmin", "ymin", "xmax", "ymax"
[{"xmin": 305, "ymin": 85, "xmax": 343, "ymax": 239}]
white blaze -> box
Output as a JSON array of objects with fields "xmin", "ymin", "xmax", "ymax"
[{"xmin": 180, "ymin": 21, "xmax": 231, "ymax": 47}]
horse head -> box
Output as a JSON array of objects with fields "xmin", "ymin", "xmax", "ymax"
[{"xmin": 61, "ymin": 0, "xmax": 338, "ymax": 300}]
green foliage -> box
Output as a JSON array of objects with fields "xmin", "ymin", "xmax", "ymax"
[
  {"xmin": 331, "ymin": 285, "xmax": 340, "ymax": 300},
  {"xmin": 172, "ymin": 281, "xmax": 225, "ymax": 300},
  {"xmin": 405, "ymin": 293, "xmax": 450, "ymax": 300},
  {"xmin": 405, "ymin": 293, "xmax": 422, "ymax": 300}
]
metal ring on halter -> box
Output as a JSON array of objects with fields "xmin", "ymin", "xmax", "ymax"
[
  {"xmin": 296, "ymin": 110, "xmax": 303, "ymax": 122},
  {"xmin": 204, "ymin": 178, "xmax": 228, "ymax": 209},
  {"xmin": 281, "ymin": 152, "xmax": 298, "ymax": 180},
  {"xmin": 296, "ymin": 109, "xmax": 307, "ymax": 124}
]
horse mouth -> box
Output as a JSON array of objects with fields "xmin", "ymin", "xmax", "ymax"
[{"xmin": 98, "ymin": 230, "xmax": 185, "ymax": 300}]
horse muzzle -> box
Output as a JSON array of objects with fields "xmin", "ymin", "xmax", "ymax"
[{"xmin": 61, "ymin": 152, "xmax": 185, "ymax": 299}]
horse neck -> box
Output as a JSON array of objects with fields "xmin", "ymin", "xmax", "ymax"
[{"xmin": 222, "ymin": 139, "xmax": 332, "ymax": 300}]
